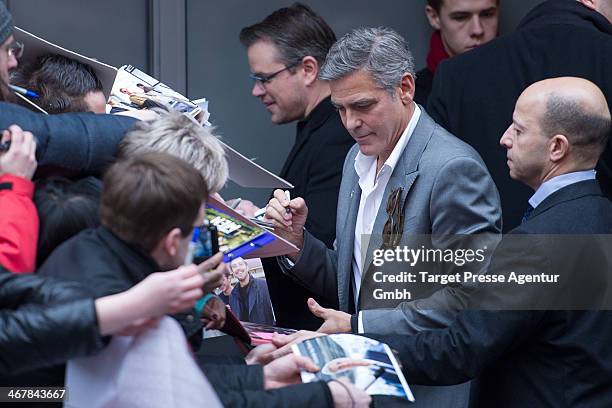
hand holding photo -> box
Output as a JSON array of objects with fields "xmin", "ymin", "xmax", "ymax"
[{"xmin": 291, "ymin": 334, "xmax": 415, "ymax": 402}]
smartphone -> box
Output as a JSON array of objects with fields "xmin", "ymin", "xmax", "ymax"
[{"xmin": 190, "ymin": 220, "xmax": 219, "ymax": 264}]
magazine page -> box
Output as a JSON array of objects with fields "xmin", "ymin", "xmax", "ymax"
[
  {"xmin": 292, "ymin": 334, "xmax": 415, "ymax": 402},
  {"xmin": 109, "ymin": 65, "xmax": 206, "ymax": 123},
  {"xmin": 206, "ymin": 204, "xmax": 275, "ymax": 262},
  {"xmin": 205, "ymin": 196, "xmax": 299, "ymax": 259}
]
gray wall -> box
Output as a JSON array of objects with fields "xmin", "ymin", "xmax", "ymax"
[
  {"xmin": 7, "ymin": 0, "xmax": 544, "ymax": 204},
  {"xmin": 7, "ymin": 0, "xmax": 150, "ymax": 72}
]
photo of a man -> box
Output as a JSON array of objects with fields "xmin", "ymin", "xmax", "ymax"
[{"xmin": 229, "ymin": 257, "xmax": 275, "ymax": 325}]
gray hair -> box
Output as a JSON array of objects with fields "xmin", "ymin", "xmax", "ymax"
[
  {"xmin": 319, "ymin": 27, "xmax": 416, "ymax": 95},
  {"xmin": 118, "ymin": 110, "xmax": 228, "ymax": 193}
]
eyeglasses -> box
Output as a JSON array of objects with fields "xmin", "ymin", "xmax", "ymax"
[
  {"xmin": 8, "ymin": 41, "xmax": 24, "ymax": 59},
  {"xmin": 382, "ymin": 187, "xmax": 404, "ymax": 248},
  {"xmin": 249, "ymin": 60, "xmax": 301, "ymax": 85}
]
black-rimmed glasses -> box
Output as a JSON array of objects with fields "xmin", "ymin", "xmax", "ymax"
[
  {"xmin": 249, "ymin": 60, "xmax": 301, "ymax": 85},
  {"xmin": 382, "ymin": 187, "xmax": 404, "ymax": 247}
]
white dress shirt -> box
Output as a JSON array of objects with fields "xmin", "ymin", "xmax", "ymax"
[{"xmin": 352, "ymin": 105, "xmax": 421, "ymax": 331}]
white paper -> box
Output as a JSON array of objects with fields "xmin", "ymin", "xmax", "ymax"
[
  {"xmin": 222, "ymin": 141, "xmax": 293, "ymax": 189},
  {"xmin": 65, "ymin": 317, "xmax": 222, "ymax": 408}
]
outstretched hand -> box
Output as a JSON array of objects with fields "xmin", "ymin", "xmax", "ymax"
[{"xmin": 307, "ymin": 298, "xmax": 352, "ymax": 334}]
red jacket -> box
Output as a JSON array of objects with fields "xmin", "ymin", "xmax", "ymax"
[{"xmin": 0, "ymin": 174, "xmax": 38, "ymax": 273}]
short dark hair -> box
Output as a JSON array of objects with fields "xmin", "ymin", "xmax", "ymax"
[
  {"xmin": 100, "ymin": 152, "xmax": 208, "ymax": 252},
  {"xmin": 541, "ymin": 94, "xmax": 611, "ymax": 160},
  {"xmin": 34, "ymin": 176, "xmax": 102, "ymax": 267},
  {"xmin": 11, "ymin": 53, "xmax": 103, "ymax": 113},
  {"xmin": 426, "ymin": 0, "xmax": 500, "ymax": 12},
  {"xmin": 239, "ymin": 3, "xmax": 336, "ymax": 66}
]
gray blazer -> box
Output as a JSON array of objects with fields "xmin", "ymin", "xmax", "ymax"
[{"xmin": 282, "ymin": 109, "xmax": 501, "ymax": 334}]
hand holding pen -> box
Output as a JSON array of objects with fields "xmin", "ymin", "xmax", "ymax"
[{"xmin": 264, "ymin": 189, "xmax": 308, "ymax": 254}]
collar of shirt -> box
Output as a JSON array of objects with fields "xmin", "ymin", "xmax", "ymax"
[
  {"xmin": 529, "ymin": 169, "xmax": 596, "ymax": 209},
  {"xmin": 353, "ymin": 104, "xmax": 422, "ymax": 187}
]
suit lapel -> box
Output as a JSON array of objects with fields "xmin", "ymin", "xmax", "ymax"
[
  {"xmin": 344, "ymin": 179, "xmax": 362, "ymax": 245},
  {"xmin": 338, "ymin": 157, "xmax": 362, "ymax": 311}
]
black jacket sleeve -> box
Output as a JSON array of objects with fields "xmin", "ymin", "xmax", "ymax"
[
  {"xmin": 0, "ymin": 270, "xmax": 107, "ymax": 375},
  {"xmin": 0, "ymin": 102, "xmax": 137, "ymax": 175},
  {"xmin": 202, "ymin": 362, "xmax": 332, "ymax": 407},
  {"xmin": 368, "ymin": 310, "xmax": 540, "ymax": 386},
  {"xmin": 203, "ymin": 363, "xmax": 264, "ymax": 391},
  {"xmin": 0, "ymin": 269, "xmax": 93, "ymax": 307}
]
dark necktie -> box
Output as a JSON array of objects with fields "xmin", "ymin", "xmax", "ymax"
[{"xmin": 521, "ymin": 204, "xmax": 535, "ymax": 224}]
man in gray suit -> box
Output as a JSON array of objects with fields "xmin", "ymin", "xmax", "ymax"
[
  {"xmin": 266, "ymin": 27, "xmax": 501, "ymax": 338},
  {"xmin": 266, "ymin": 28, "xmax": 501, "ymax": 334},
  {"xmin": 266, "ymin": 28, "xmax": 501, "ymax": 407}
]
